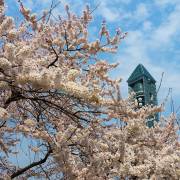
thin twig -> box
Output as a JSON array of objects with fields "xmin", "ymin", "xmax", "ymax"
[
  {"xmin": 46, "ymin": 0, "xmax": 54, "ymax": 24},
  {"xmin": 11, "ymin": 148, "xmax": 52, "ymax": 179},
  {"xmin": 170, "ymin": 88, "xmax": 174, "ymax": 113},
  {"xmin": 90, "ymin": 2, "xmax": 101, "ymax": 14},
  {"xmin": 37, "ymin": 1, "xmax": 61, "ymax": 22},
  {"xmin": 157, "ymin": 72, "xmax": 164, "ymax": 94}
]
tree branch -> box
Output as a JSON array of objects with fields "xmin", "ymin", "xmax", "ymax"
[
  {"xmin": 10, "ymin": 148, "xmax": 52, "ymax": 179},
  {"xmin": 47, "ymin": 46, "xmax": 59, "ymax": 68},
  {"xmin": 157, "ymin": 72, "xmax": 164, "ymax": 94}
]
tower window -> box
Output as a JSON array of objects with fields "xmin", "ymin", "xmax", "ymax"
[{"xmin": 150, "ymin": 93, "xmax": 153, "ymax": 101}]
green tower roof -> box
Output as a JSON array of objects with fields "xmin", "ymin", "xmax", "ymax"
[{"xmin": 127, "ymin": 64, "xmax": 156, "ymax": 84}]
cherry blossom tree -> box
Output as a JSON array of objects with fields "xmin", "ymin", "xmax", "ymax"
[{"xmin": 0, "ymin": 0, "xmax": 179, "ymax": 179}]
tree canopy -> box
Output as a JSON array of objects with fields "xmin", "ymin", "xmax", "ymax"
[{"xmin": 0, "ymin": 0, "xmax": 179, "ymax": 179}]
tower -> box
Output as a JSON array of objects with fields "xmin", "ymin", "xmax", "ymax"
[{"xmin": 127, "ymin": 64, "xmax": 158, "ymax": 127}]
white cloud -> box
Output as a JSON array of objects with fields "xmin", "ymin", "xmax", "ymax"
[
  {"xmin": 103, "ymin": 0, "xmax": 180, "ymax": 104},
  {"xmin": 152, "ymin": 4, "xmax": 180, "ymax": 47},
  {"xmin": 135, "ymin": 3, "xmax": 149, "ymax": 20},
  {"xmin": 115, "ymin": 8, "xmax": 180, "ymax": 104},
  {"xmin": 117, "ymin": 3, "xmax": 150, "ymax": 24},
  {"xmin": 95, "ymin": 1, "xmax": 120, "ymax": 22},
  {"xmin": 154, "ymin": 0, "xmax": 180, "ymax": 7},
  {"xmin": 143, "ymin": 21, "xmax": 152, "ymax": 31}
]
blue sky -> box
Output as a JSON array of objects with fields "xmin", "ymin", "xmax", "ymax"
[{"xmin": 6, "ymin": 0, "xmax": 180, "ymax": 113}]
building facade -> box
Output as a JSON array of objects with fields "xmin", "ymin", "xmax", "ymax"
[{"xmin": 127, "ymin": 64, "xmax": 158, "ymax": 127}]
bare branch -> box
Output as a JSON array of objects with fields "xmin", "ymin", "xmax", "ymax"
[
  {"xmin": 11, "ymin": 148, "xmax": 52, "ymax": 179},
  {"xmin": 157, "ymin": 72, "xmax": 164, "ymax": 94}
]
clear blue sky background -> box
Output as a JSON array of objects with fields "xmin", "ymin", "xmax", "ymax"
[{"xmin": 6, "ymin": 0, "xmax": 180, "ymax": 113}]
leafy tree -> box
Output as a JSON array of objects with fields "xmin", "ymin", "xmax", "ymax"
[{"xmin": 0, "ymin": 0, "xmax": 179, "ymax": 179}]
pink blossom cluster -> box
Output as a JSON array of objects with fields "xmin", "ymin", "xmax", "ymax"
[{"xmin": 0, "ymin": 0, "xmax": 179, "ymax": 179}]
